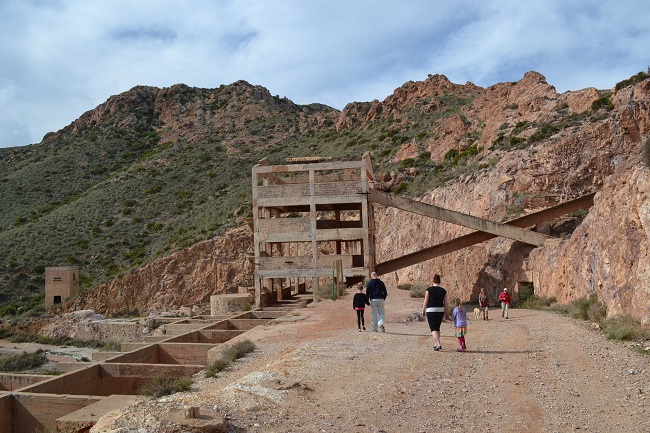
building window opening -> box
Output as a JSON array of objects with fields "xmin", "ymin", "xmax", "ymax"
[{"xmin": 53, "ymin": 296, "xmax": 62, "ymax": 304}]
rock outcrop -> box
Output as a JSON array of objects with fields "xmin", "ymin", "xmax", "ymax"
[
  {"xmin": 53, "ymin": 226, "xmax": 253, "ymax": 315},
  {"xmin": 369, "ymin": 75, "xmax": 650, "ymax": 324}
]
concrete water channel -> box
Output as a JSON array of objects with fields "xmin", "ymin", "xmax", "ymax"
[{"xmin": 0, "ymin": 309, "xmax": 285, "ymax": 432}]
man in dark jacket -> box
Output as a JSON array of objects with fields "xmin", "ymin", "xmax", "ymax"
[{"xmin": 366, "ymin": 272, "xmax": 388, "ymax": 332}]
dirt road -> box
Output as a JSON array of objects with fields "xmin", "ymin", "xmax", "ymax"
[{"xmin": 92, "ymin": 286, "xmax": 649, "ymax": 433}]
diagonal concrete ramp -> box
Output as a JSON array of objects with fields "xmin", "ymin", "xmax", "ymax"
[{"xmin": 372, "ymin": 191, "xmax": 595, "ymax": 275}]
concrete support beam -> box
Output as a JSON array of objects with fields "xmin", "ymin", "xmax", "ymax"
[
  {"xmin": 375, "ymin": 192, "xmax": 595, "ymax": 274},
  {"xmin": 369, "ymin": 189, "xmax": 554, "ymax": 247}
]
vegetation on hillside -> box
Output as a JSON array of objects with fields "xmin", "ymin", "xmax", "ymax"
[{"xmin": 0, "ymin": 349, "xmax": 48, "ymax": 372}]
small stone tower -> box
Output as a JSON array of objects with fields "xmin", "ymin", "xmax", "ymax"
[{"xmin": 44, "ymin": 266, "xmax": 79, "ymax": 306}]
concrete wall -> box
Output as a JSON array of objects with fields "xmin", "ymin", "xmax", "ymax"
[
  {"xmin": 165, "ymin": 329, "xmax": 245, "ymax": 344},
  {"xmin": 12, "ymin": 393, "xmax": 100, "ymax": 433},
  {"xmin": 157, "ymin": 343, "xmax": 213, "ymax": 365},
  {"xmin": 0, "ymin": 374, "xmax": 52, "ymax": 392},
  {"xmin": 105, "ymin": 343, "xmax": 211, "ymax": 366},
  {"xmin": 165, "ymin": 320, "xmax": 221, "ymax": 336},
  {"xmin": 91, "ymin": 351, "xmax": 124, "ymax": 362},
  {"xmin": 18, "ymin": 366, "xmax": 101, "ymax": 396},
  {"xmin": 232, "ymin": 310, "xmax": 285, "ymax": 320},
  {"xmin": 15, "ymin": 364, "xmax": 203, "ymax": 398},
  {"xmin": 105, "ymin": 345, "xmax": 159, "ymax": 364},
  {"xmin": 74, "ymin": 321, "xmax": 147, "ymax": 343},
  {"xmin": 210, "ymin": 294, "xmax": 252, "ymax": 314},
  {"xmin": 228, "ymin": 318, "xmax": 270, "ymax": 330},
  {"xmin": 201, "ymin": 318, "xmax": 268, "ymax": 331},
  {"xmin": 0, "ymin": 393, "xmax": 13, "ymax": 433},
  {"xmin": 51, "ymin": 361, "xmax": 93, "ymax": 374}
]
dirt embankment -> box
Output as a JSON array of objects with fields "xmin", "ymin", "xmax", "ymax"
[{"xmin": 91, "ymin": 285, "xmax": 650, "ymax": 433}]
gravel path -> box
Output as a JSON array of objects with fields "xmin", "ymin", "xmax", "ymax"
[{"xmin": 90, "ymin": 287, "xmax": 650, "ymax": 433}]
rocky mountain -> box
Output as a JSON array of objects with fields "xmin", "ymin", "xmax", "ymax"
[
  {"xmin": 0, "ymin": 81, "xmax": 339, "ymax": 311},
  {"xmin": 1, "ymin": 70, "xmax": 649, "ymax": 325}
]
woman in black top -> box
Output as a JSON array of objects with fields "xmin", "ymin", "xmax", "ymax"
[{"xmin": 421, "ymin": 274, "xmax": 448, "ymax": 350}]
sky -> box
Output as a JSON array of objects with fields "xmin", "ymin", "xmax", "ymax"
[{"xmin": 0, "ymin": 0, "xmax": 648, "ymax": 149}]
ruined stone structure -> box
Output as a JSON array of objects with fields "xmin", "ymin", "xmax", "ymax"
[
  {"xmin": 44, "ymin": 267, "xmax": 79, "ymax": 307},
  {"xmin": 252, "ymin": 154, "xmax": 376, "ymax": 306}
]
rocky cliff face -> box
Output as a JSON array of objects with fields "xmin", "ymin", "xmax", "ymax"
[
  {"xmin": 53, "ymin": 226, "xmax": 253, "ymax": 315},
  {"xmin": 367, "ymin": 74, "xmax": 650, "ymax": 324},
  {"xmin": 49, "ymin": 80, "xmax": 339, "ymax": 152}
]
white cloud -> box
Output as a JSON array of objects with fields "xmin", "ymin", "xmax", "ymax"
[{"xmin": 0, "ymin": 0, "xmax": 648, "ymax": 148}]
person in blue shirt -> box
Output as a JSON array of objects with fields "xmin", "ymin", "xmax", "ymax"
[{"xmin": 452, "ymin": 297, "xmax": 468, "ymax": 352}]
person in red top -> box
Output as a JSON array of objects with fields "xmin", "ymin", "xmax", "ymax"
[{"xmin": 499, "ymin": 288, "xmax": 511, "ymax": 319}]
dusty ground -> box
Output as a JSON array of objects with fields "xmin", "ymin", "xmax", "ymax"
[{"xmin": 88, "ymin": 285, "xmax": 650, "ymax": 433}]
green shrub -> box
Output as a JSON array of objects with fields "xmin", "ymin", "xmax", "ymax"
[
  {"xmin": 643, "ymin": 137, "xmax": 650, "ymax": 169},
  {"xmin": 394, "ymin": 183, "xmax": 408, "ymax": 195},
  {"xmin": 409, "ymin": 285, "xmax": 426, "ymax": 298},
  {"xmin": 397, "ymin": 283, "xmax": 414, "ymax": 291},
  {"xmin": 528, "ymin": 122, "xmax": 560, "ymax": 143},
  {"xmin": 0, "ymin": 349, "xmax": 48, "ymax": 372},
  {"xmin": 205, "ymin": 339, "xmax": 256, "ymax": 378},
  {"xmin": 140, "ymin": 374, "xmax": 192, "ymax": 398},
  {"xmin": 509, "ymin": 136, "xmax": 526, "ymax": 147},
  {"xmin": 519, "ymin": 296, "xmax": 556, "ymax": 310},
  {"xmin": 591, "ymin": 95, "xmax": 614, "ymax": 111},
  {"xmin": 602, "ymin": 316, "xmax": 648, "ymax": 341},
  {"xmin": 615, "ymin": 71, "xmax": 649, "ymax": 91},
  {"xmin": 506, "ymin": 205, "xmax": 522, "ymax": 217},
  {"xmin": 587, "ymin": 300, "xmax": 607, "ymax": 323},
  {"xmin": 100, "ymin": 341, "xmax": 121, "ymax": 352},
  {"xmin": 205, "ymin": 358, "xmax": 230, "ymax": 378},
  {"xmin": 549, "ymin": 294, "xmax": 605, "ymax": 323},
  {"xmin": 570, "ymin": 294, "xmax": 598, "ymax": 320},
  {"xmin": 443, "ymin": 149, "xmax": 459, "ymax": 161},
  {"xmin": 519, "ymin": 283, "xmax": 534, "ymax": 301},
  {"xmin": 223, "ymin": 340, "xmax": 256, "ymax": 361}
]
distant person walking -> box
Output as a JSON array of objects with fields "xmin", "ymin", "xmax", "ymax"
[
  {"xmin": 422, "ymin": 274, "xmax": 448, "ymax": 350},
  {"xmin": 352, "ymin": 283, "xmax": 369, "ymax": 331},
  {"xmin": 366, "ymin": 272, "xmax": 388, "ymax": 332},
  {"xmin": 478, "ymin": 287, "xmax": 489, "ymax": 320},
  {"xmin": 499, "ymin": 288, "xmax": 511, "ymax": 319},
  {"xmin": 452, "ymin": 298, "xmax": 468, "ymax": 351}
]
